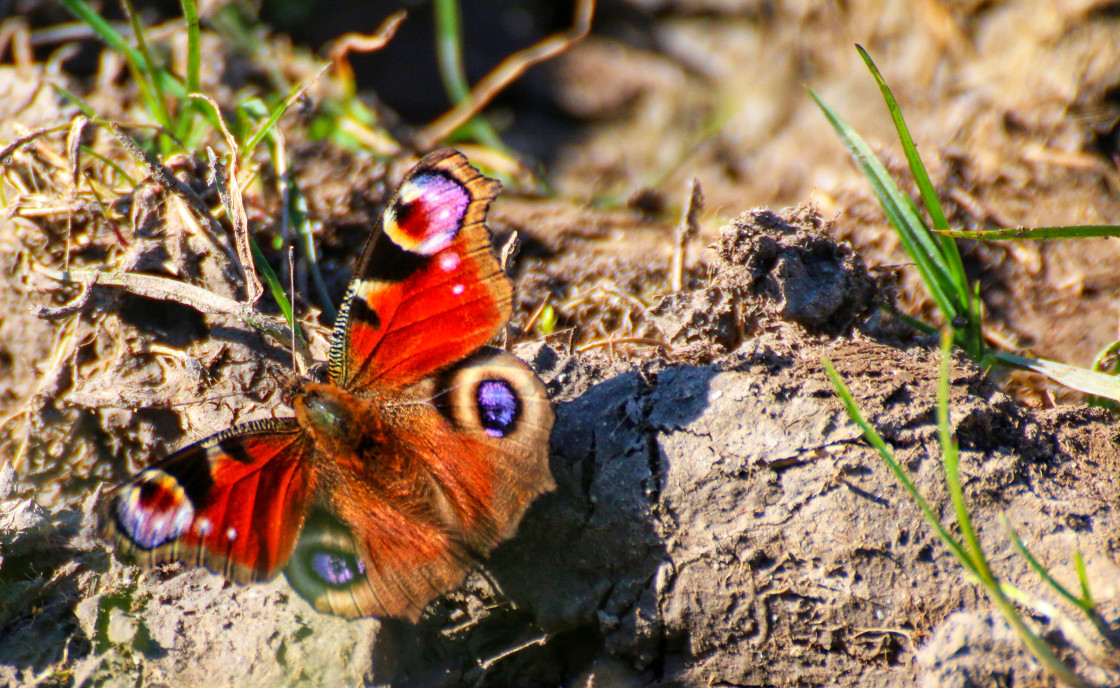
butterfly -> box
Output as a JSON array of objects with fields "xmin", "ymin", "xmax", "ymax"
[{"xmin": 99, "ymin": 150, "xmax": 556, "ymax": 620}]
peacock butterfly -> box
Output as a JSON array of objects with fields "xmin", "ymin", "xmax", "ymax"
[{"xmin": 99, "ymin": 150, "xmax": 555, "ymax": 620}]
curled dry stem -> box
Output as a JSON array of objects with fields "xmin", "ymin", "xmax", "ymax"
[
  {"xmin": 414, "ymin": 0, "xmax": 595, "ymax": 150},
  {"xmin": 327, "ymin": 10, "xmax": 408, "ymax": 89},
  {"xmin": 35, "ymin": 266, "xmax": 313, "ymax": 373},
  {"xmin": 191, "ymin": 92, "xmax": 262, "ymax": 304}
]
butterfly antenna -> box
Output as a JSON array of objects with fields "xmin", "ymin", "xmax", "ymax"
[
  {"xmin": 169, "ymin": 390, "xmax": 254, "ymax": 408},
  {"xmin": 289, "ymin": 244, "xmax": 298, "ymax": 373}
]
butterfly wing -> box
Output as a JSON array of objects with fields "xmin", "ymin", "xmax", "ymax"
[
  {"xmin": 100, "ymin": 418, "xmax": 317, "ymax": 582},
  {"xmin": 328, "ymin": 149, "xmax": 510, "ymax": 391},
  {"xmin": 419, "ymin": 348, "xmax": 557, "ymax": 550},
  {"xmin": 285, "ymin": 503, "xmax": 470, "ymax": 621},
  {"xmin": 284, "ymin": 348, "xmax": 555, "ymax": 620}
]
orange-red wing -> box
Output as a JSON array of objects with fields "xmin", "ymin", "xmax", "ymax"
[
  {"xmin": 285, "ymin": 498, "xmax": 472, "ymax": 621},
  {"xmin": 327, "ymin": 150, "xmax": 510, "ymax": 392},
  {"xmin": 283, "ymin": 349, "xmax": 555, "ymax": 620},
  {"xmin": 100, "ymin": 418, "xmax": 316, "ymax": 583}
]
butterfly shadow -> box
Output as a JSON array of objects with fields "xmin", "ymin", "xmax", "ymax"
[{"xmin": 374, "ymin": 351, "xmax": 719, "ymax": 686}]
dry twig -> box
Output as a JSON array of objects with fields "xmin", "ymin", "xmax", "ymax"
[
  {"xmin": 36, "ymin": 267, "xmax": 312, "ymax": 371},
  {"xmin": 415, "ymin": 0, "xmax": 595, "ymax": 150},
  {"xmin": 671, "ymin": 178, "xmax": 703, "ymax": 293}
]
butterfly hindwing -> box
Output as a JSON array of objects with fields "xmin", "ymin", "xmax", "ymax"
[
  {"xmin": 283, "ymin": 348, "xmax": 554, "ymax": 619},
  {"xmin": 328, "ymin": 150, "xmax": 510, "ymax": 391},
  {"xmin": 285, "ymin": 504, "xmax": 470, "ymax": 620},
  {"xmin": 419, "ymin": 347, "xmax": 556, "ymax": 549},
  {"xmin": 100, "ymin": 418, "xmax": 316, "ymax": 582}
]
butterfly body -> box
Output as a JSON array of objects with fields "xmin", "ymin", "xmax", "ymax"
[{"xmin": 101, "ymin": 151, "xmax": 554, "ymax": 620}]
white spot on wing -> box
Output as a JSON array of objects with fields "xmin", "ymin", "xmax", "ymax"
[
  {"xmin": 226, "ymin": 527, "xmax": 238, "ymax": 541},
  {"xmin": 452, "ymin": 284, "xmax": 465, "ymax": 295},
  {"xmin": 439, "ymin": 252, "xmax": 460, "ymax": 272}
]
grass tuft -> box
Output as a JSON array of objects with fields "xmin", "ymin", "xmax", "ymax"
[
  {"xmin": 815, "ymin": 44, "xmax": 1120, "ymax": 403},
  {"xmin": 823, "ymin": 331, "xmax": 1096, "ymax": 687}
]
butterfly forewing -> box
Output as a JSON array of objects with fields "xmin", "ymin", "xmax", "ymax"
[
  {"xmin": 100, "ymin": 418, "xmax": 315, "ymax": 582},
  {"xmin": 328, "ymin": 150, "xmax": 510, "ymax": 391}
]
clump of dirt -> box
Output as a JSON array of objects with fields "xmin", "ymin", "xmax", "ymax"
[
  {"xmin": 713, "ymin": 206, "xmax": 880, "ymax": 332},
  {"xmin": 640, "ymin": 204, "xmax": 893, "ymax": 363}
]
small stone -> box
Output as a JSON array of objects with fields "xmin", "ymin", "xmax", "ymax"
[
  {"xmin": 0, "ymin": 463, "xmax": 16, "ymax": 500},
  {"xmin": 74, "ymin": 596, "xmax": 102, "ymax": 640},
  {"xmin": 107, "ymin": 608, "xmax": 138, "ymax": 645}
]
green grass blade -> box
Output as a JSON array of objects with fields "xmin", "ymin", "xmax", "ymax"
[
  {"xmin": 855, "ymin": 45, "xmax": 950, "ymax": 232},
  {"xmin": 1090, "ymin": 339, "xmax": 1120, "ymax": 373},
  {"xmin": 432, "ymin": 0, "xmax": 507, "ymax": 150},
  {"xmin": 50, "ymin": 82, "xmax": 98, "ymax": 119},
  {"xmin": 241, "ymin": 72, "xmax": 326, "ymax": 161},
  {"xmin": 58, "ymin": 0, "xmax": 135, "ymax": 57},
  {"xmin": 61, "ymin": 0, "xmax": 165, "ymax": 132},
  {"xmin": 434, "ymin": 0, "xmax": 469, "ymax": 103},
  {"xmin": 176, "ymin": 0, "xmax": 203, "ymax": 145},
  {"xmin": 822, "ymin": 356, "xmax": 974, "ymax": 568},
  {"xmin": 120, "ymin": 0, "xmax": 172, "ymax": 131},
  {"xmin": 993, "ymin": 351, "xmax": 1120, "ymax": 402},
  {"xmin": 970, "ymin": 279, "xmax": 985, "ymax": 364},
  {"xmin": 249, "ymin": 238, "xmax": 294, "ymax": 327},
  {"xmin": 856, "ymin": 45, "xmax": 977, "ymax": 352},
  {"xmin": 941, "ymin": 333, "xmax": 1092, "ymax": 687},
  {"xmin": 815, "ymin": 89, "xmax": 950, "ymax": 277},
  {"xmin": 1001, "ymin": 514, "xmax": 1090, "ymax": 612},
  {"xmin": 887, "ymin": 307, "xmax": 938, "ymax": 335},
  {"xmin": 939, "ymin": 225, "xmax": 1120, "ymax": 240},
  {"xmin": 811, "ymin": 90, "xmax": 958, "ymax": 324},
  {"xmin": 286, "ymin": 178, "xmax": 336, "ymax": 321},
  {"xmin": 59, "ymin": 0, "xmax": 203, "ymax": 138},
  {"xmin": 828, "ymin": 344, "xmax": 1091, "ymax": 687},
  {"xmin": 181, "ymin": 0, "xmax": 201, "ymax": 95},
  {"xmin": 1073, "ymin": 552, "xmax": 1095, "ymax": 609},
  {"xmin": 938, "ymin": 330, "xmax": 988, "ymax": 577},
  {"xmin": 81, "ymin": 146, "xmax": 137, "ymax": 186}
]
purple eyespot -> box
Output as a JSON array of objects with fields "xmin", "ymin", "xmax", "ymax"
[
  {"xmin": 477, "ymin": 379, "xmax": 519, "ymax": 438},
  {"xmin": 388, "ymin": 173, "xmax": 470, "ymax": 256},
  {"xmin": 311, "ymin": 550, "xmax": 363, "ymax": 586}
]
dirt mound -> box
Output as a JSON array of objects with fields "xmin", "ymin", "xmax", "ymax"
[{"xmin": 2, "ymin": 203, "xmax": 1117, "ymax": 686}]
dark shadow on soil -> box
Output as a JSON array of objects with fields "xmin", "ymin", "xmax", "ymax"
[{"xmin": 373, "ymin": 365, "xmax": 715, "ymax": 685}]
